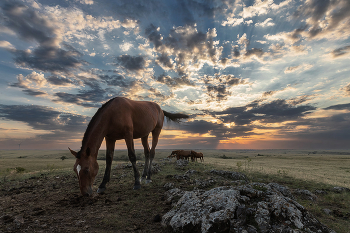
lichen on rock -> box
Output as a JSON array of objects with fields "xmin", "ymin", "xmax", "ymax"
[{"xmin": 162, "ymin": 182, "xmax": 336, "ymax": 233}]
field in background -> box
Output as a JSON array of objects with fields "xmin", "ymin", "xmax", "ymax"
[{"xmin": 1, "ymin": 149, "xmax": 350, "ymax": 189}]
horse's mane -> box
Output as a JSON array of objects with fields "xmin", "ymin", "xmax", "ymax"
[{"xmin": 81, "ymin": 98, "xmax": 117, "ymax": 147}]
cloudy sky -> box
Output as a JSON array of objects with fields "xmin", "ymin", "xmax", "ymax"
[{"xmin": 0, "ymin": 0, "xmax": 350, "ymax": 150}]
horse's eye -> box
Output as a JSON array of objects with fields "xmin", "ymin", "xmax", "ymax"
[{"xmin": 84, "ymin": 168, "xmax": 90, "ymax": 174}]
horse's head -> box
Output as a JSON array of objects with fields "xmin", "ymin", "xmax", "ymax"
[
  {"xmin": 69, "ymin": 147, "xmax": 99, "ymax": 196},
  {"xmin": 170, "ymin": 150, "xmax": 178, "ymax": 155}
]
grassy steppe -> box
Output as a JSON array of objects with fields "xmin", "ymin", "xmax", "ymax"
[{"xmin": 1, "ymin": 149, "xmax": 350, "ymax": 232}]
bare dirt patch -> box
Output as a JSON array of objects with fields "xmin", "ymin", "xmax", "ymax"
[{"xmin": 0, "ymin": 162, "xmax": 172, "ymax": 233}]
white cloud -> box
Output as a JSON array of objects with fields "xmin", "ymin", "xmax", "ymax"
[
  {"xmin": 77, "ymin": 0, "xmax": 94, "ymax": 5},
  {"xmin": 119, "ymin": 42, "xmax": 134, "ymax": 52},
  {"xmin": 222, "ymin": 17, "xmax": 244, "ymax": 27},
  {"xmin": 0, "ymin": 41, "xmax": 15, "ymax": 50},
  {"xmin": 284, "ymin": 63, "xmax": 314, "ymax": 74},
  {"xmin": 256, "ymin": 18, "xmax": 275, "ymax": 27}
]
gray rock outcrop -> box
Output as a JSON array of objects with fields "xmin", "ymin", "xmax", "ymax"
[{"xmin": 162, "ymin": 183, "xmax": 335, "ymax": 233}]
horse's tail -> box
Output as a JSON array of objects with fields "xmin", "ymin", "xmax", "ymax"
[{"xmin": 163, "ymin": 110, "xmax": 189, "ymax": 123}]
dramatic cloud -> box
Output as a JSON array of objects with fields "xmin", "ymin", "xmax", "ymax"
[
  {"xmin": 0, "ymin": 104, "xmax": 89, "ymax": 132},
  {"xmin": 284, "ymin": 64, "xmax": 313, "ymax": 74},
  {"xmin": 215, "ymin": 99, "xmax": 316, "ymax": 126},
  {"xmin": 9, "ymin": 72, "xmax": 48, "ymax": 96},
  {"xmin": 153, "ymin": 74, "xmax": 194, "ymax": 87},
  {"xmin": 99, "ymin": 74, "xmax": 136, "ymax": 88},
  {"xmin": 330, "ymin": 45, "xmax": 350, "ymax": 58},
  {"xmin": 53, "ymin": 87, "xmax": 113, "ymax": 108},
  {"xmin": 294, "ymin": 0, "xmax": 350, "ymax": 40},
  {"xmin": 46, "ymin": 76, "xmax": 75, "ymax": 86},
  {"xmin": 1, "ymin": 3, "xmax": 85, "ymax": 73},
  {"xmin": 116, "ymin": 55, "xmax": 146, "ymax": 72},
  {"xmin": 324, "ymin": 103, "xmax": 350, "ymax": 111},
  {"xmin": 256, "ymin": 18, "xmax": 275, "ymax": 27}
]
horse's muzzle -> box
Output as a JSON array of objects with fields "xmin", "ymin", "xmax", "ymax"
[{"xmin": 82, "ymin": 186, "xmax": 93, "ymax": 197}]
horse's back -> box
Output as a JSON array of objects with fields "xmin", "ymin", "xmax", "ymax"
[{"xmin": 106, "ymin": 97, "xmax": 164, "ymax": 139}]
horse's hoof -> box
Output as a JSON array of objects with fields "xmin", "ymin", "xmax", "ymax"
[
  {"xmin": 133, "ymin": 184, "xmax": 141, "ymax": 190},
  {"xmin": 145, "ymin": 179, "xmax": 152, "ymax": 184},
  {"xmin": 141, "ymin": 177, "xmax": 146, "ymax": 182},
  {"xmin": 97, "ymin": 187, "xmax": 106, "ymax": 194}
]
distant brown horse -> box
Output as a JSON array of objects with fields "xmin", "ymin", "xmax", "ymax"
[
  {"xmin": 69, "ymin": 97, "xmax": 188, "ymax": 196},
  {"xmin": 170, "ymin": 150, "xmax": 192, "ymax": 160},
  {"xmin": 191, "ymin": 150, "xmax": 204, "ymax": 162}
]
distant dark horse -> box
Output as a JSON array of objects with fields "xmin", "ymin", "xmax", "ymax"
[
  {"xmin": 69, "ymin": 97, "xmax": 188, "ymax": 196},
  {"xmin": 169, "ymin": 150, "xmax": 192, "ymax": 160}
]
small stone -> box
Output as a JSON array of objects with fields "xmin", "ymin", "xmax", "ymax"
[
  {"xmin": 164, "ymin": 183, "xmax": 174, "ymax": 190},
  {"xmin": 153, "ymin": 214, "xmax": 162, "ymax": 222},
  {"xmin": 323, "ymin": 209, "xmax": 332, "ymax": 215}
]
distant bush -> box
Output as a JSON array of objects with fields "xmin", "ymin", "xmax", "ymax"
[
  {"xmin": 15, "ymin": 167, "xmax": 25, "ymax": 173},
  {"xmin": 60, "ymin": 156, "xmax": 68, "ymax": 161},
  {"xmin": 220, "ymin": 154, "xmax": 233, "ymax": 159}
]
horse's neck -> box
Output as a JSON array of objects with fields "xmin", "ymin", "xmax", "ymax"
[{"xmin": 82, "ymin": 117, "xmax": 106, "ymax": 156}]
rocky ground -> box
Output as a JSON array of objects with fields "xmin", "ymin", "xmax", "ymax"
[{"xmin": 0, "ymin": 159, "xmax": 347, "ymax": 232}]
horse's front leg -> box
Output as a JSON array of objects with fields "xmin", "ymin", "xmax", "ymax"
[
  {"xmin": 141, "ymin": 135, "xmax": 150, "ymax": 183},
  {"xmin": 125, "ymin": 135, "xmax": 141, "ymax": 190},
  {"xmin": 97, "ymin": 138, "xmax": 115, "ymax": 194}
]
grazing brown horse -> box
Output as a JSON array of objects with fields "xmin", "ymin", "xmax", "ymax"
[
  {"xmin": 191, "ymin": 150, "xmax": 204, "ymax": 162},
  {"xmin": 69, "ymin": 97, "xmax": 188, "ymax": 196},
  {"xmin": 170, "ymin": 150, "xmax": 192, "ymax": 160}
]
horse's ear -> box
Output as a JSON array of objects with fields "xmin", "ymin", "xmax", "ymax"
[
  {"xmin": 86, "ymin": 147, "xmax": 90, "ymax": 157},
  {"xmin": 68, "ymin": 147, "xmax": 78, "ymax": 158}
]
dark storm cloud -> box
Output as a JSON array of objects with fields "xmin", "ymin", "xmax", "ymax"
[
  {"xmin": 145, "ymin": 24, "xmax": 163, "ymax": 49},
  {"xmin": 244, "ymin": 48, "xmax": 264, "ymax": 58},
  {"xmin": 116, "ymin": 55, "xmax": 145, "ymax": 72},
  {"xmin": 281, "ymin": 112, "xmax": 350, "ymax": 149},
  {"xmin": 0, "ymin": 104, "xmax": 89, "ymax": 132},
  {"xmin": 175, "ymin": 120, "xmax": 256, "ymax": 140},
  {"xmin": 331, "ymin": 45, "xmax": 350, "ymax": 58},
  {"xmin": 53, "ymin": 80, "xmax": 117, "ymax": 108},
  {"xmin": 154, "ymin": 74, "xmax": 194, "ymax": 87},
  {"xmin": 148, "ymin": 87, "xmax": 174, "ymax": 101},
  {"xmin": 345, "ymin": 84, "xmax": 350, "ymax": 95},
  {"xmin": 53, "ymin": 88, "xmax": 110, "ymax": 108},
  {"xmin": 324, "ymin": 103, "xmax": 350, "ymax": 110},
  {"xmin": 13, "ymin": 45, "xmax": 84, "ymax": 73},
  {"xmin": 1, "ymin": 3, "xmax": 55, "ymax": 46},
  {"xmin": 157, "ymin": 53, "xmax": 174, "ymax": 70},
  {"xmin": 46, "ymin": 76, "xmax": 75, "ymax": 86},
  {"xmin": 204, "ymin": 75, "xmax": 246, "ymax": 101},
  {"xmin": 294, "ymin": 0, "xmax": 350, "ymax": 39},
  {"xmin": 99, "ymin": 74, "xmax": 136, "ymax": 87},
  {"xmin": 145, "ymin": 23, "xmax": 220, "ymax": 76},
  {"xmin": 263, "ymin": 91, "xmax": 276, "ymax": 97},
  {"xmin": 214, "ymin": 99, "xmax": 316, "ymax": 125},
  {"xmin": 207, "ymin": 85, "xmax": 227, "ymax": 101},
  {"xmin": 22, "ymin": 89, "xmax": 46, "ymax": 96},
  {"xmin": 1, "ymin": 2, "xmax": 85, "ymax": 73}
]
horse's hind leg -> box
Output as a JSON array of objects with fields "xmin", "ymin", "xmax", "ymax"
[
  {"xmin": 147, "ymin": 127, "xmax": 161, "ymax": 183},
  {"xmin": 97, "ymin": 138, "xmax": 115, "ymax": 194},
  {"xmin": 125, "ymin": 134, "xmax": 141, "ymax": 190},
  {"xmin": 141, "ymin": 135, "xmax": 150, "ymax": 182}
]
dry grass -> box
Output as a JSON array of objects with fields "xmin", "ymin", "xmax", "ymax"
[
  {"xmin": 1, "ymin": 149, "xmax": 350, "ymax": 188},
  {"xmin": 202, "ymin": 149, "xmax": 350, "ymax": 189}
]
